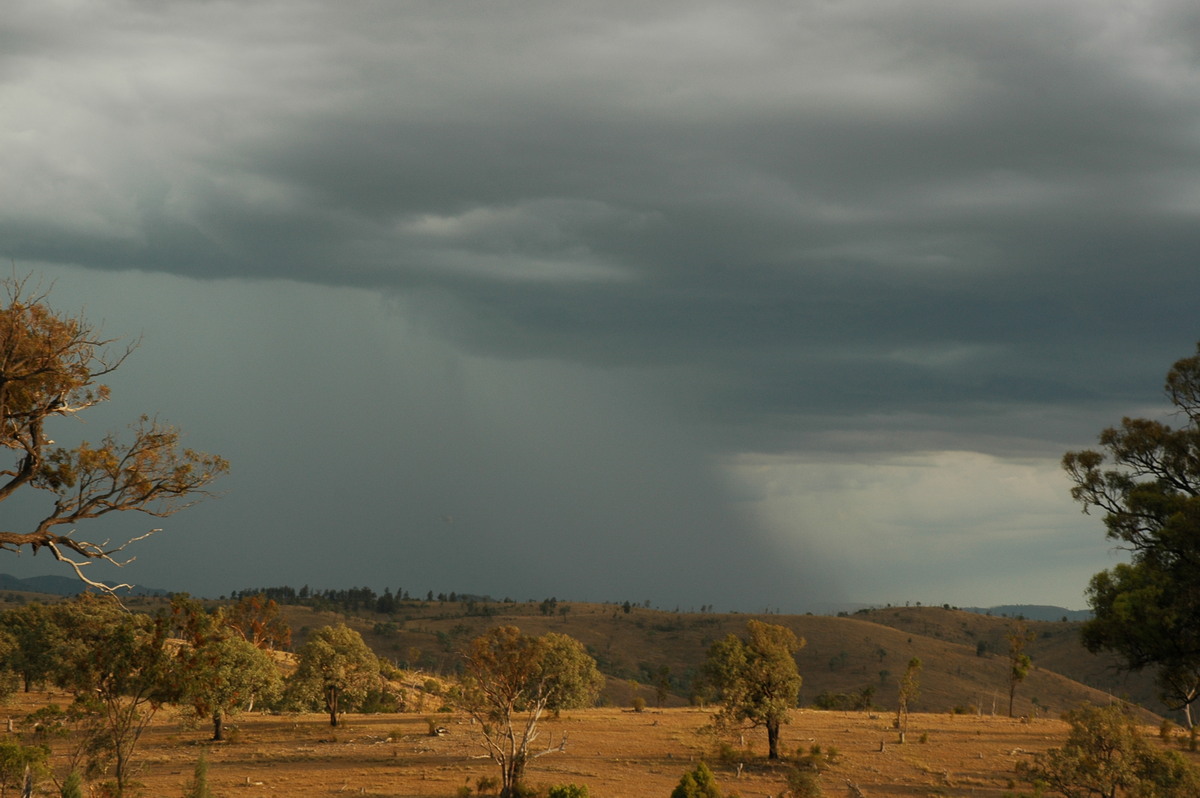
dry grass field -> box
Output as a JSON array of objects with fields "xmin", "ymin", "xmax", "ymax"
[{"xmin": 8, "ymin": 690, "xmax": 1194, "ymax": 798}]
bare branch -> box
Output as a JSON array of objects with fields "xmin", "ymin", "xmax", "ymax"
[{"xmin": 0, "ymin": 275, "xmax": 226, "ymax": 589}]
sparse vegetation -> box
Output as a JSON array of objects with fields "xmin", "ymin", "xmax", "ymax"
[
  {"xmin": 0, "ymin": 590, "xmax": 1181, "ymax": 796},
  {"xmin": 1018, "ymin": 703, "xmax": 1200, "ymax": 797},
  {"xmin": 896, "ymin": 657, "xmax": 921, "ymax": 743},
  {"xmin": 1007, "ymin": 621, "xmax": 1036, "ymax": 717}
]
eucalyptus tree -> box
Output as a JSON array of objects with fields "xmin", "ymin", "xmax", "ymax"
[
  {"xmin": 0, "ymin": 276, "xmax": 227, "ymax": 589},
  {"xmin": 460, "ymin": 627, "xmax": 603, "ymax": 798},
  {"xmin": 1064, "ymin": 343, "xmax": 1200, "ymax": 726},
  {"xmin": 51, "ymin": 595, "xmax": 182, "ymax": 795},
  {"xmin": 703, "ymin": 620, "xmax": 803, "ymax": 759},
  {"xmin": 290, "ymin": 624, "xmax": 379, "ymax": 727}
]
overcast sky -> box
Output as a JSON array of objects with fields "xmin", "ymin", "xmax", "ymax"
[{"xmin": 3, "ymin": 0, "xmax": 1199, "ymax": 611}]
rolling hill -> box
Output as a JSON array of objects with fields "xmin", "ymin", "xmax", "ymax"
[{"xmin": 270, "ymin": 598, "xmax": 1166, "ymax": 722}]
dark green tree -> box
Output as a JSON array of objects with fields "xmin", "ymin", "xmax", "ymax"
[
  {"xmin": 0, "ymin": 277, "xmax": 227, "ymax": 590},
  {"xmin": 0, "ymin": 602, "xmax": 63, "ymax": 693},
  {"xmin": 1064, "ymin": 344, "xmax": 1200, "ymax": 727},
  {"xmin": 50, "ymin": 595, "xmax": 182, "ymax": 796},
  {"xmin": 703, "ymin": 620, "xmax": 803, "ymax": 759},
  {"xmin": 460, "ymin": 627, "xmax": 603, "ymax": 798},
  {"xmin": 171, "ymin": 597, "xmax": 282, "ymax": 742}
]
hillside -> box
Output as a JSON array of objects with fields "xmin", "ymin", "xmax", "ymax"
[
  {"xmin": 269, "ymin": 599, "xmax": 1164, "ymax": 722},
  {"xmin": 0, "ymin": 588, "xmax": 1162, "ymax": 722}
]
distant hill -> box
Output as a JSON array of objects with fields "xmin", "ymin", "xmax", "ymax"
[
  {"xmin": 0, "ymin": 573, "xmax": 168, "ymax": 597},
  {"xmin": 962, "ymin": 604, "xmax": 1093, "ymax": 622}
]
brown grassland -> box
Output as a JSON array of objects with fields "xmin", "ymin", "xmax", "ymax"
[
  {"xmin": 8, "ymin": 690, "xmax": 1198, "ymax": 798},
  {"xmin": 0, "ymin": 596, "xmax": 1182, "ymax": 796}
]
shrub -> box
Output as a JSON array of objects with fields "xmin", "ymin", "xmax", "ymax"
[
  {"xmin": 182, "ymin": 750, "xmax": 211, "ymax": 798},
  {"xmin": 547, "ymin": 784, "xmax": 590, "ymax": 798},
  {"xmin": 714, "ymin": 741, "xmax": 753, "ymax": 765},
  {"xmin": 793, "ymin": 743, "xmax": 837, "ymax": 774},
  {"xmin": 61, "ymin": 770, "xmax": 84, "ymax": 798},
  {"xmin": 784, "ymin": 767, "xmax": 823, "ymax": 798},
  {"xmin": 671, "ymin": 762, "xmax": 723, "ymax": 798},
  {"xmin": 1018, "ymin": 704, "xmax": 1200, "ymax": 798},
  {"xmin": 632, "ymin": 696, "xmax": 646, "ymax": 713}
]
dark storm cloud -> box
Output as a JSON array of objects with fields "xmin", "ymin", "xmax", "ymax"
[{"xmin": 4, "ymin": 1, "xmax": 1200, "ymax": 607}]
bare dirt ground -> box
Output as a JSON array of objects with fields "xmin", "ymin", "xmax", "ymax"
[{"xmin": 7, "ymin": 693, "xmax": 1193, "ymax": 797}]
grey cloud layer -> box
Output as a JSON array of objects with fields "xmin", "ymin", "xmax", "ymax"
[{"xmin": 4, "ymin": 2, "xmax": 1200, "ymax": 605}]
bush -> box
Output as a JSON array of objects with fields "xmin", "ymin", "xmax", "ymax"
[
  {"xmin": 671, "ymin": 762, "xmax": 723, "ymax": 798},
  {"xmin": 714, "ymin": 741, "xmax": 753, "ymax": 765},
  {"xmin": 784, "ymin": 767, "xmax": 822, "ymax": 798},
  {"xmin": 632, "ymin": 696, "xmax": 646, "ymax": 712},
  {"xmin": 61, "ymin": 770, "xmax": 84, "ymax": 798},
  {"xmin": 182, "ymin": 750, "xmax": 211, "ymax": 798},
  {"xmin": 793, "ymin": 743, "xmax": 837, "ymax": 773},
  {"xmin": 547, "ymin": 784, "xmax": 590, "ymax": 798},
  {"xmin": 1018, "ymin": 704, "xmax": 1200, "ymax": 798}
]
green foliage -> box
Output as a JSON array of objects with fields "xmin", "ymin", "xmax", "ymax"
[
  {"xmin": 811, "ymin": 686, "xmax": 874, "ymax": 711},
  {"xmin": 289, "ymin": 624, "xmax": 379, "ymax": 727},
  {"xmin": 174, "ymin": 595, "xmax": 283, "ymax": 741},
  {"xmin": 461, "ymin": 627, "xmax": 603, "ymax": 798},
  {"xmin": 784, "ymin": 767, "xmax": 823, "ymax": 798},
  {"xmin": 1064, "ymin": 344, "xmax": 1200, "ymax": 724},
  {"xmin": 60, "ymin": 769, "xmax": 84, "ymax": 798},
  {"xmin": 704, "ymin": 620, "xmax": 803, "ymax": 759},
  {"xmin": 0, "ymin": 602, "xmax": 64, "ymax": 693},
  {"xmin": 50, "ymin": 595, "xmax": 182, "ymax": 793},
  {"xmin": 23, "ymin": 701, "xmax": 109, "ymax": 788},
  {"xmin": 670, "ymin": 762, "xmax": 723, "ymax": 798},
  {"xmin": 547, "ymin": 784, "xmax": 590, "ymax": 798},
  {"xmin": 0, "ymin": 738, "xmax": 48, "ymax": 797},
  {"xmin": 182, "ymin": 750, "xmax": 211, "ymax": 798},
  {"xmin": 895, "ymin": 657, "xmax": 921, "ymax": 742},
  {"xmin": 1018, "ymin": 703, "xmax": 1200, "ymax": 798},
  {"xmin": 1007, "ymin": 622, "xmax": 1036, "ymax": 717}
]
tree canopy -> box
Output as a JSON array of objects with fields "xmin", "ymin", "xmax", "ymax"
[
  {"xmin": 0, "ymin": 277, "xmax": 227, "ymax": 589},
  {"xmin": 1064, "ymin": 343, "xmax": 1200, "ymax": 726},
  {"xmin": 1018, "ymin": 703, "xmax": 1200, "ymax": 797},
  {"xmin": 461, "ymin": 626, "xmax": 603, "ymax": 798},
  {"xmin": 290, "ymin": 624, "xmax": 379, "ymax": 727},
  {"xmin": 703, "ymin": 619, "xmax": 803, "ymax": 759}
]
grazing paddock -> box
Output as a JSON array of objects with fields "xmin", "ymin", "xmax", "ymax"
[{"xmin": 9, "ymin": 691, "xmax": 1176, "ymax": 797}]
